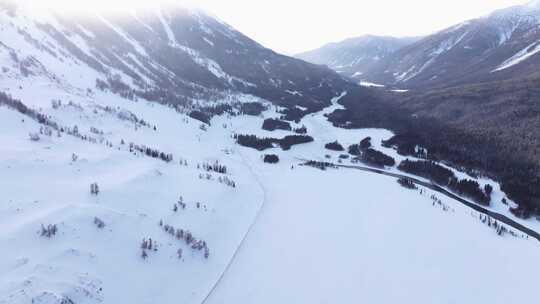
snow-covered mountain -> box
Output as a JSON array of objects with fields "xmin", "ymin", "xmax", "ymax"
[
  {"xmin": 296, "ymin": 35, "xmax": 418, "ymax": 79},
  {"xmin": 0, "ymin": 1, "xmax": 352, "ymax": 112},
  {"xmin": 2, "ymin": 1, "xmax": 540, "ymax": 304},
  {"xmin": 351, "ymin": 1, "xmax": 540, "ymax": 88}
]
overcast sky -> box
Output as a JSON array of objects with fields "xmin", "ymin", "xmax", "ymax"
[{"xmin": 197, "ymin": 0, "xmax": 529, "ymax": 54}]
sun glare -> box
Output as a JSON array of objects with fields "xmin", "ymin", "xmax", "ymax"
[{"xmin": 19, "ymin": 0, "xmax": 196, "ymax": 14}]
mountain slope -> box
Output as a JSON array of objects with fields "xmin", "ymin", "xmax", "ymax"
[
  {"xmin": 0, "ymin": 1, "xmax": 353, "ymax": 114},
  {"xmin": 296, "ymin": 35, "xmax": 418, "ymax": 80},
  {"xmin": 361, "ymin": 1, "xmax": 540, "ymax": 88}
]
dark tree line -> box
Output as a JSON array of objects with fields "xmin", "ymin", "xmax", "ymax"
[
  {"xmin": 160, "ymin": 221, "xmax": 209, "ymax": 259},
  {"xmin": 304, "ymin": 160, "xmax": 337, "ymax": 170},
  {"xmin": 234, "ymin": 134, "xmax": 275, "ymax": 150},
  {"xmin": 234, "ymin": 134, "xmax": 314, "ymax": 151},
  {"xmin": 200, "ymin": 161, "xmax": 227, "ymax": 174},
  {"xmin": 360, "ymin": 148, "xmax": 395, "ymax": 167},
  {"xmin": 280, "ymin": 135, "xmax": 314, "ymax": 150},
  {"xmin": 239, "ymin": 102, "xmax": 266, "ymax": 116},
  {"xmin": 398, "ymin": 160, "xmax": 455, "ymax": 185},
  {"xmin": 397, "ymin": 177, "xmax": 417, "ymax": 189},
  {"xmin": 262, "ymin": 118, "xmax": 291, "ymax": 131},
  {"xmin": 278, "ymin": 107, "xmax": 306, "ymax": 123},
  {"xmin": 448, "ymin": 178, "xmax": 490, "ymax": 206},
  {"xmin": 398, "ymin": 159, "xmax": 491, "ymax": 205},
  {"xmin": 327, "ymin": 89, "xmax": 540, "ymax": 218},
  {"xmin": 293, "ymin": 125, "xmax": 307, "ymax": 134},
  {"xmin": 129, "ymin": 143, "xmax": 173, "ymax": 162},
  {"xmin": 0, "ymin": 91, "xmax": 60, "ymax": 130},
  {"xmin": 325, "ymin": 141, "xmax": 345, "ymax": 151}
]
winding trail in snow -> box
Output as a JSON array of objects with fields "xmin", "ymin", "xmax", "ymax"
[{"xmin": 199, "ymin": 146, "xmax": 268, "ymax": 304}]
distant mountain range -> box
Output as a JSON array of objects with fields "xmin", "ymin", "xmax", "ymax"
[
  {"xmin": 296, "ymin": 35, "xmax": 419, "ymax": 80},
  {"xmin": 298, "ymin": 0, "xmax": 540, "ymax": 89}
]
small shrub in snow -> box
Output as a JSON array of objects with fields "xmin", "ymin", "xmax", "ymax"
[
  {"xmin": 29, "ymin": 132, "xmax": 40, "ymax": 141},
  {"xmin": 40, "ymin": 126, "xmax": 53, "ymax": 137},
  {"xmin": 40, "ymin": 224, "xmax": 58, "ymax": 238},
  {"xmin": 59, "ymin": 296, "xmax": 75, "ymax": 304},
  {"xmin": 90, "ymin": 183, "xmax": 100, "ymax": 195},
  {"xmin": 177, "ymin": 196, "xmax": 187, "ymax": 209},
  {"xmin": 51, "ymin": 99, "xmax": 62, "ymax": 109},
  {"xmin": 93, "ymin": 217, "xmax": 105, "ymax": 229},
  {"xmin": 71, "ymin": 153, "xmax": 78, "ymax": 162}
]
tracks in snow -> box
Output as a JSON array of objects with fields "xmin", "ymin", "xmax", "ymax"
[{"xmin": 199, "ymin": 149, "xmax": 268, "ymax": 304}]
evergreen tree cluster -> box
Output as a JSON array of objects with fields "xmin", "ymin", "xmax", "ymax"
[
  {"xmin": 478, "ymin": 214, "xmax": 520, "ymax": 237},
  {"xmin": 348, "ymin": 144, "xmax": 362, "ymax": 156},
  {"xmin": 399, "ymin": 160, "xmax": 491, "ymax": 205},
  {"xmin": 325, "ymin": 141, "xmax": 345, "ymax": 151},
  {"xmin": 173, "ymin": 196, "xmax": 187, "ymax": 212},
  {"xmin": 129, "ymin": 143, "xmax": 173, "ymax": 162},
  {"xmin": 234, "ymin": 134, "xmax": 314, "ymax": 151},
  {"xmin": 397, "ymin": 177, "xmax": 417, "ymax": 189},
  {"xmin": 262, "ymin": 118, "xmax": 291, "ymax": 131},
  {"xmin": 238, "ymin": 102, "xmax": 266, "ymax": 116},
  {"xmin": 160, "ymin": 221, "xmax": 209, "ymax": 259},
  {"xmin": 360, "ymin": 148, "xmax": 396, "ymax": 167},
  {"xmin": 218, "ymin": 176, "xmax": 236, "ymax": 188},
  {"xmin": 448, "ymin": 178, "xmax": 491, "ymax": 206},
  {"xmin": 263, "ymin": 154, "xmax": 279, "ymax": 164},
  {"xmin": 199, "ymin": 161, "xmax": 227, "ymax": 174},
  {"xmin": 304, "ymin": 160, "xmax": 337, "ymax": 171},
  {"xmin": 140, "ymin": 237, "xmax": 157, "ymax": 259},
  {"xmin": 293, "ymin": 125, "xmax": 308, "ymax": 134},
  {"xmin": 398, "ymin": 160, "xmax": 454, "ymax": 185},
  {"xmin": 360, "ymin": 137, "xmax": 372, "ymax": 150}
]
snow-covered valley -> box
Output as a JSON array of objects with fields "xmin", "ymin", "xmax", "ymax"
[
  {"xmin": 2, "ymin": 83, "xmax": 540, "ymax": 303},
  {"xmin": 2, "ymin": 1, "xmax": 540, "ymax": 303}
]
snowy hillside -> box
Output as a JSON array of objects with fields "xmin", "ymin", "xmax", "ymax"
[
  {"xmin": 349, "ymin": 0, "xmax": 540, "ymax": 88},
  {"xmin": 2, "ymin": 1, "xmax": 540, "ymax": 304},
  {"xmin": 0, "ymin": 1, "xmax": 352, "ymax": 114}
]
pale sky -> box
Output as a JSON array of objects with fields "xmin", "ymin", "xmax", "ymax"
[
  {"xmin": 199, "ymin": 0, "xmax": 529, "ymax": 54},
  {"xmin": 31, "ymin": 0, "xmax": 531, "ymax": 54}
]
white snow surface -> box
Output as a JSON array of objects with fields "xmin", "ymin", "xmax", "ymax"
[
  {"xmin": 359, "ymin": 81, "xmax": 385, "ymax": 88},
  {"xmin": 2, "ymin": 78, "xmax": 540, "ymax": 303},
  {"xmin": 493, "ymin": 40, "xmax": 540, "ymax": 71}
]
